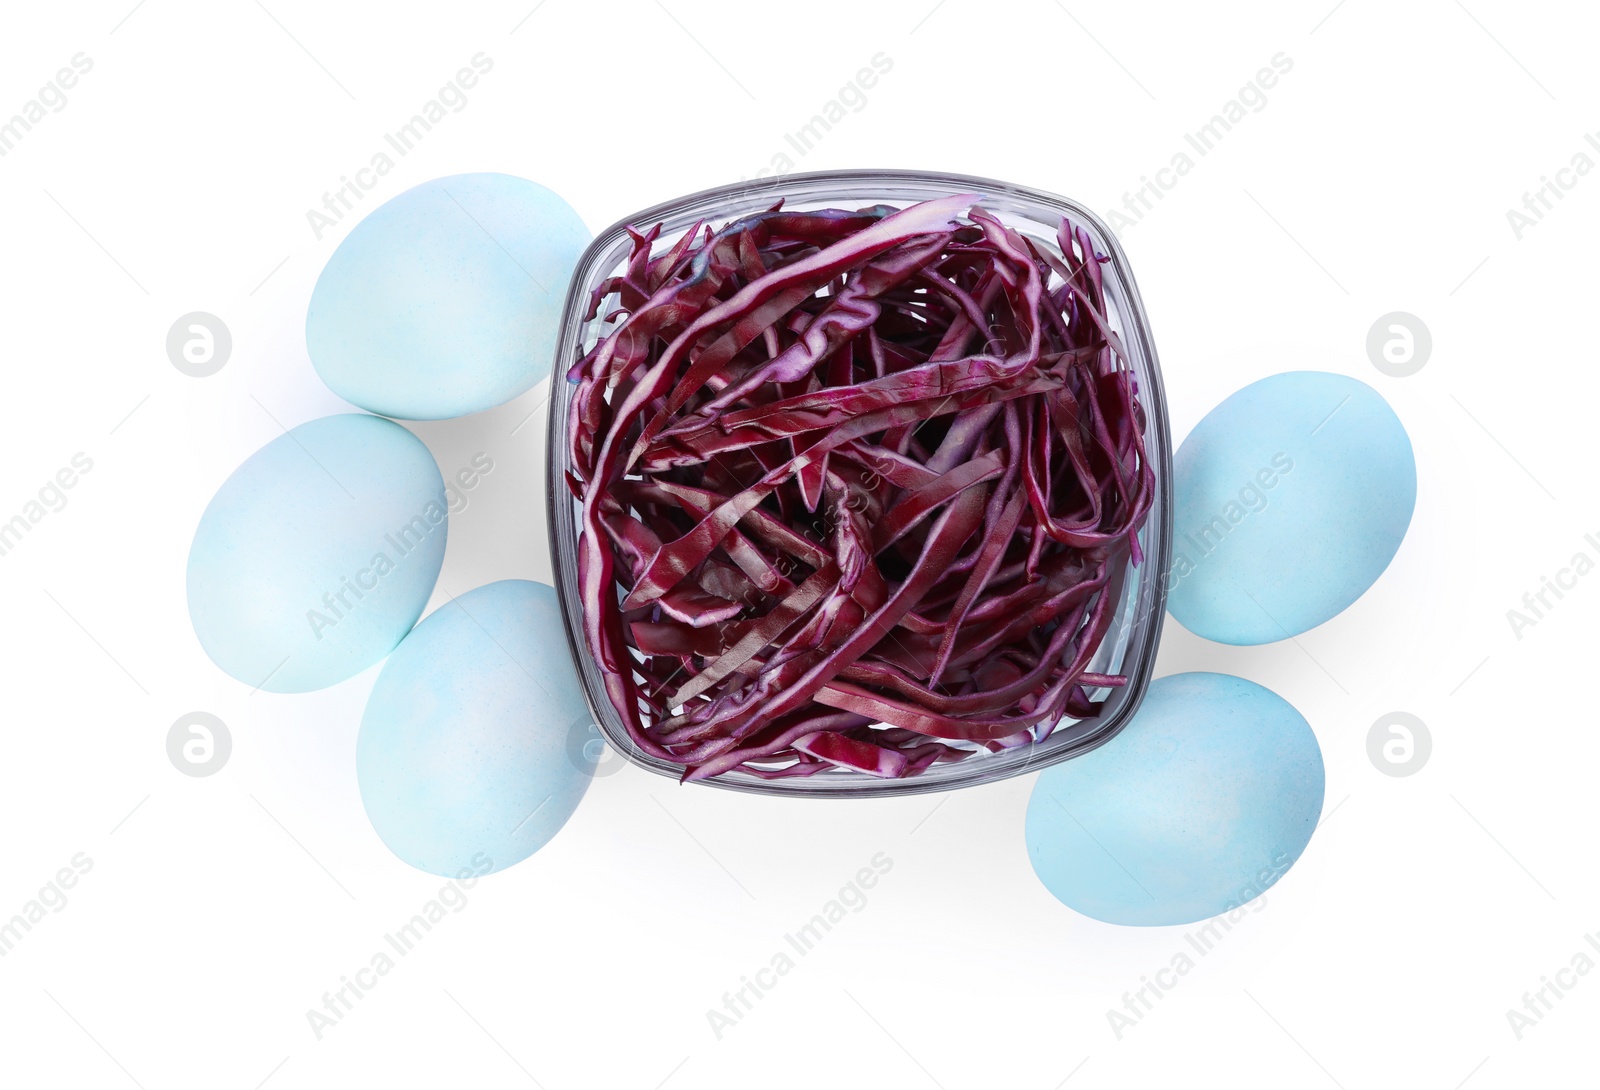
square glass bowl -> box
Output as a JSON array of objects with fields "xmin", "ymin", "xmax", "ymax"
[{"xmin": 546, "ymin": 169, "xmax": 1172, "ymax": 797}]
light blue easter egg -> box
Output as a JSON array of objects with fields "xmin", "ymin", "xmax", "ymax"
[
  {"xmin": 187, "ymin": 414, "xmax": 447, "ymax": 693},
  {"xmin": 1026, "ymin": 672, "xmax": 1324, "ymax": 926},
  {"xmin": 357, "ymin": 580, "xmax": 594, "ymax": 877},
  {"xmin": 1165, "ymin": 371, "xmax": 1415, "ymax": 645},
  {"xmin": 306, "ymin": 173, "xmax": 590, "ymax": 420}
]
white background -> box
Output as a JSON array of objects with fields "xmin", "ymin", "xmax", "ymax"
[{"xmin": 1, "ymin": 1, "xmax": 1594, "ymax": 1087}]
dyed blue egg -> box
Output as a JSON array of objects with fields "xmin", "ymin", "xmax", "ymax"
[
  {"xmin": 1026, "ymin": 672, "xmax": 1324, "ymax": 926},
  {"xmin": 306, "ymin": 173, "xmax": 590, "ymax": 420},
  {"xmin": 187, "ymin": 414, "xmax": 447, "ymax": 693},
  {"xmin": 1165, "ymin": 371, "xmax": 1415, "ymax": 645},
  {"xmin": 357, "ymin": 580, "xmax": 594, "ymax": 877}
]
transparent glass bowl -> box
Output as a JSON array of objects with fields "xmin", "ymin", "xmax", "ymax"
[{"xmin": 546, "ymin": 169, "xmax": 1172, "ymax": 797}]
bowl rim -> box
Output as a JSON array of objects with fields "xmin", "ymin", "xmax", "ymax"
[{"xmin": 545, "ymin": 167, "xmax": 1173, "ymax": 798}]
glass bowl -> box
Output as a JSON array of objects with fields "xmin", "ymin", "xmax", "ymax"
[{"xmin": 546, "ymin": 168, "xmax": 1172, "ymax": 797}]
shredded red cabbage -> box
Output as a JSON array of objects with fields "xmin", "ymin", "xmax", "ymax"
[{"xmin": 566, "ymin": 195, "xmax": 1153, "ymax": 782}]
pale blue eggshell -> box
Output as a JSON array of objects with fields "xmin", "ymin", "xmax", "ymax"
[
  {"xmin": 187, "ymin": 414, "xmax": 447, "ymax": 693},
  {"xmin": 306, "ymin": 173, "xmax": 590, "ymax": 420},
  {"xmin": 1026, "ymin": 672, "xmax": 1324, "ymax": 926},
  {"xmin": 1165, "ymin": 371, "xmax": 1415, "ymax": 645},
  {"xmin": 357, "ymin": 580, "xmax": 593, "ymax": 877}
]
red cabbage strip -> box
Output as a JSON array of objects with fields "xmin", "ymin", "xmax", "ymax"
[
  {"xmin": 670, "ymin": 488, "xmax": 986, "ymax": 775},
  {"xmin": 792, "ymin": 730, "xmax": 909, "ymax": 778},
  {"xmin": 567, "ymin": 196, "xmax": 1151, "ymax": 780},
  {"xmin": 672, "ymin": 562, "xmax": 840, "ymax": 705}
]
